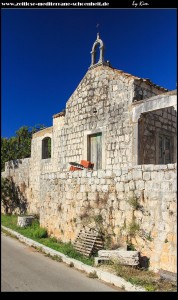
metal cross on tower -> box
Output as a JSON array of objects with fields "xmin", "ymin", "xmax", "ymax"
[{"xmin": 96, "ymin": 23, "xmax": 100, "ymax": 33}]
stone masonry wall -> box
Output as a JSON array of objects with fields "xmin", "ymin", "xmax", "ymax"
[
  {"xmin": 50, "ymin": 65, "xmax": 164, "ymax": 172},
  {"xmin": 138, "ymin": 107, "xmax": 177, "ymax": 164},
  {"xmin": 133, "ymin": 79, "xmax": 165, "ymax": 101},
  {"xmin": 39, "ymin": 164, "xmax": 177, "ymax": 273},
  {"xmin": 1, "ymin": 159, "xmax": 31, "ymax": 214},
  {"xmin": 2, "ymin": 158, "xmax": 42, "ymax": 215},
  {"xmin": 2, "ymin": 158, "xmax": 30, "ymax": 187},
  {"xmin": 29, "ymin": 127, "xmax": 53, "ymax": 214}
]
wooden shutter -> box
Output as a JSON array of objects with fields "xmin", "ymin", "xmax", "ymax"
[
  {"xmin": 159, "ymin": 135, "xmax": 172, "ymax": 164},
  {"xmin": 88, "ymin": 133, "xmax": 102, "ymax": 170}
]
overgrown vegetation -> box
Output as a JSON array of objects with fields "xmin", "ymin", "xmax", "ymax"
[
  {"xmin": 88, "ymin": 271, "xmax": 98, "ymax": 279},
  {"xmin": 2, "ymin": 214, "xmax": 176, "ymax": 291},
  {"xmin": 32, "ymin": 227, "xmax": 48, "ymax": 239},
  {"xmin": 69, "ymin": 262, "xmax": 74, "ymax": 268},
  {"xmin": 128, "ymin": 220, "xmax": 140, "ymax": 237},
  {"xmin": 128, "ymin": 196, "xmax": 139, "ymax": 210},
  {"xmin": 45, "ymin": 253, "xmax": 62, "ymax": 262},
  {"xmin": 1, "ymin": 125, "xmax": 46, "ymax": 171},
  {"xmin": 114, "ymin": 263, "xmax": 177, "ymax": 292},
  {"xmin": 1, "ymin": 214, "xmax": 94, "ymax": 266}
]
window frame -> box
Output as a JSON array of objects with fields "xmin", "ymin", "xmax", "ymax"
[
  {"xmin": 42, "ymin": 137, "xmax": 52, "ymax": 159},
  {"xmin": 84, "ymin": 128, "xmax": 105, "ymax": 170}
]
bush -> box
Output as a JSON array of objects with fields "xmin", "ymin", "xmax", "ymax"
[
  {"xmin": 128, "ymin": 221, "xmax": 140, "ymax": 236},
  {"xmin": 32, "ymin": 228, "xmax": 48, "ymax": 238},
  {"xmin": 128, "ymin": 196, "xmax": 139, "ymax": 210}
]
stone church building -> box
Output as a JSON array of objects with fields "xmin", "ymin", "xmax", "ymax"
[{"xmin": 2, "ymin": 34, "xmax": 177, "ymax": 274}]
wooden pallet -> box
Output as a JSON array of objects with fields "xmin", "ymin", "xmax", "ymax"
[{"xmin": 73, "ymin": 229, "xmax": 104, "ymax": 257}]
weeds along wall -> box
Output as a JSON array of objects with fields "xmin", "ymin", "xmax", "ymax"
[{"xmin": 39, "ymin": 164, "xmax": 177, "ymax": 273}]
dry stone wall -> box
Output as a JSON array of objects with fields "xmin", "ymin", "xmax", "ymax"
[
  {"xmin": 39, "ymin": 164, "xmax": 177, "ymax": 273},
  {"xmin": 2, "ymin": 159, "xmax": 31, "ymax": 214},
  {"xmin": 2, "ymin": 158, "xmax": 41, "ymax": 215},
  {"xmin": 138, "ymin": 107, "xmax": 177, "ymax": 164},
  {"xmin": 2, "ymin": 159, "xmax": 176, "ymax": 273}
]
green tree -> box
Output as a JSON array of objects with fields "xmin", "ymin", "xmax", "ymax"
[{"xmin": 1, "ymin": 124, "xmax": 45, "ymax": 171}]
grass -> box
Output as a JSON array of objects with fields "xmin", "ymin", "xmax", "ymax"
[
  {"xmin": 88, "ymin": 271, "xmax": 98, "ymax": 279},
  {"xmin": 1, "ymin": 214, "xmax": 94, "ymax": 266},
  {"xmin": 128, "ymin": 220, "xmax": 140, "ymax": 236},
  {"xmin": 114, "ymin": 263, "xmax": 177, "ymax": 292},
  {"xmin": 2, "ymin": 214, "xmax": 177, "ymax": 292},
  {"xmin": 128, "ymin": 196, "xmax": 139, "ymax": 210},
  {"xmin": 45, "ymin": 253, "xmax": 62, "ymax": 262}
]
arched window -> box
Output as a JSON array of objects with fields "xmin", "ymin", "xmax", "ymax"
[{"xmin": 42, "ymin": 137, "xmax": 51, "ymax": 159}]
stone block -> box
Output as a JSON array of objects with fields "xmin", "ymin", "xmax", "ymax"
[
  {"xmin": 170, "ymin": 181, "xmax": 177, "ymax": 192},
  {"xmin": 66, "ymin": 192, "xmax": 73, "ymax": 200},
  {"xmin": 98, "ymin": 250, "xmax": 139, "ymax": 266},
  {"xmin": 127, "ymin": 172, "xmax": 133, "ymax": 180},
  {"xmin": 17, "ymin": 216, "xmax": 34, "ymax": 227},
  {"xmin": 91, "ymin": 184, "xmax": 97, "ymax": 192},
  {"xmin": 167, "ymin": 164, "xmax": 175, "ymax": 170},
  {"xmin": 124, "ymin": 183, "xmax": 129, "ymax": 192},
  {"xmin": 114, "ymin": 170, "xmax": 122, "ymax": 177},
  {"xmin": 76, "ymin": 193, "xmax": 83, "ymax": 200},
  {"xmin": 80, "ymin": 185, "xmax": 86, "ymax": 192},
  {"xmin": 88, "ymin": 192, "xmax": 97, "ymax": 201},
  {"xmin": 92, "ymin": 171, "xmax": 98, "ymax": 177},
  {"xmin": 105, "ymin": 170, "xmax": 112, "ymax": 177},
  {"xmin": 102, "ymin": 185, "xmax": 109, "ymax": 192},
  {"xmin": 160, "ymin": 181, "xmax": 170, "ymax": 192},
  {"xmin": 145, "ymin": 181, "xmax": 160, "ymax": 191},
  {"xmin": 120, "ymin": 174, "xmax": 129, "ymax": 182},
  {"xmin": 164, "ymin": 171, "xmax": 175, "ymax": 180},
  {"xmin": 142, "ymin": 165, "xmax": 154, "ymax": 171},
  {"xmin": 86, "ymin": 172, "xmax": 92, "ymax": 178},
  {"xmin": 143, "ymin": 172, "xmax": 151, "ymax": 181},
  {"xmin": 132, "ymin": 170, "xmax": 142, "ymax": 180},
  {"xmin": 81, "ymin": 169, "xmax": 87, "ymax": 177},
  {"xmin": 129, "ymin": 180, "xmax": 135, "ymax": 191},
  {"xmin": 116, "ymin": 182, "xmax": 124, "ymax": 192},
  {"xmin": 135, "ymin": 180, "xmax": 145, "ymax": 190},
  {"xmin": 100, "ymin": 178, "xmax": 106, "ymax": 184},
  {"xmin": 98, "ymin": 170, "xmax": 106, "ymax": 178},
  {"xmin": 121, "ymin": 168, "xmax": 128, "ymax": 175}
]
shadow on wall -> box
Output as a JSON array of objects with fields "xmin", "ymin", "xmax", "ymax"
[
  {"xmin": 6, "ymin": 159, "xmax": 23, "ymax": 169},
  {"xmin": 1, "ymin": 176, "xmax": 28, "ymax": 215},
  {"xmin": 139, "ymin": 255, "xmax": 150, "ymax": 269}
]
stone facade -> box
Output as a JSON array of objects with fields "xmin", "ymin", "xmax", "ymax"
[
  {"xmin": 138, "ymin": 107, "xmax": 177, "ymax": 164},
  {"xmin": 2, "ymin": 34, "xmax": 177, "ymax": 274}
]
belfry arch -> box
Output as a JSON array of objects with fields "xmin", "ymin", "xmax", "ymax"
[{"xmin": 90, "ymin": 33, "xmax": 105, "ymax": 67}]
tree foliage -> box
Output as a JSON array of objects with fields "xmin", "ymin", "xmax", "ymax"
[{"xmin": 1, "ymin": 125, "xmax": 45, "ymax": 171}]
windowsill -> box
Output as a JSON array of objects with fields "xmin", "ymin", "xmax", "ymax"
[{"xmin": 41, "ymin": 158, "xmax": 51, "ymax": 163}]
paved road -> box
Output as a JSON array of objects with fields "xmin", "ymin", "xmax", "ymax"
[{"xmin": 1, "ymin": 234, "xmax": 120, "ymax": 292}]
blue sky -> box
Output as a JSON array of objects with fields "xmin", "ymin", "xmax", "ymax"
[{"xmin": 2, "ymin": 8, "xmax": 177, "ymax": 138}]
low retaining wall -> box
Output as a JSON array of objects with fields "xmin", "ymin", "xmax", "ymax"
[
  {"xmin": 2, "ymin": 160, "xmax": 177, "ymax": 273},
  {"xmin": 40, "ymin": 164, "xmax": 177, "ymax": 273}
]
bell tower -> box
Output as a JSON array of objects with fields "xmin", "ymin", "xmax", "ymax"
[{"xmin": 89, "ymin": 33, "xmax": 110, "ymax": 69}]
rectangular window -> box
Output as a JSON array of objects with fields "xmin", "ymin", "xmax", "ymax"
[
  {"xmin": 88, "ymin": 133, "xmax": 102, "ymax": 170},
  {"xmin": 159, "ymin": 134, "xmax": 172, "ymax": 164}
]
